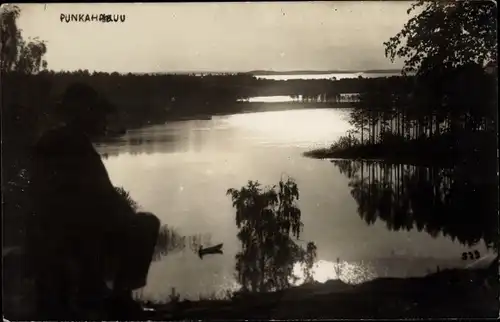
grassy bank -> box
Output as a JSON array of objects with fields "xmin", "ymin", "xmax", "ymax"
[{"xmin": 139, "ymin": 266, "xmax": 498, "ymax": 320}]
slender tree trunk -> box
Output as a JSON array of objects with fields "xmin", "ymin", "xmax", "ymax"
[
  {"xmin": 371, "ymin": 115, "xmax": 376, "ymax": 145},
  {"xmin": 258, "ymin": 233, "xmax": 265, "ymax": 292},
  {"xmin": 361, "ymin": 121, "xmax": 364, "ymax": 145},
  {"xmin": 361, "ymin": 162, "xmax": 365, "ymax": 189},
  {"xmin": 390, "ymin": 112, "xmax": 394, "ymax": 135},
  {"xmin": 401, "ymin": 112, "xmax": 404, "ymax": 137},
  {"xmin": 368, "ymin": 163, "xmax": 373, "ymax": 205},
  {"xmin": 396, "ymin": 164, "xmax": 401, "ymax": 200},
  {"xmin": 429, "ymin": 115, "xmax": 433, "ymax": 137},
  {"xmin": 396, "ymin": 112, "xmax": 399, "ymax": 137}
]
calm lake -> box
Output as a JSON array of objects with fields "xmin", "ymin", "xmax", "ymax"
[{"xmin": 96, "ymin": 107, "xmax": 489, "ymax": 302}]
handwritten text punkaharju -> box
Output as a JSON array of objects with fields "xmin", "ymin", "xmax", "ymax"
[{"xmin": 60, "ymin": 14, "xmax": 126, "ymax": 23}]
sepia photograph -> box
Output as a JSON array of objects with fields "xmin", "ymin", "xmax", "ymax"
[{"xmin": 1, "ymin": 1, "xmax": 498, "ymax": 320}]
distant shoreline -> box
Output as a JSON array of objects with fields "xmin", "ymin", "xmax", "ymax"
[
  {"xmin": 247, "ymin": 69, "xmax": 402, "ymax": 75},
  {"xmin": 124, "ymin": 69, "xmax": 403, "ymax": 76}
]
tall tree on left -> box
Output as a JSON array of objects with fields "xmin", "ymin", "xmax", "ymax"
[
  {"xmin": 1, "ymin": 4, "xmax": 47, "ymax": 74},
  {"xmin": 1, "ymin": 4, "xmax": 51, "ymax": 251}
]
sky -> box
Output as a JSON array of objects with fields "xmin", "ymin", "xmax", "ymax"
[{"xmin": 16, "ymin": 2, "xmax": 414, "ymax": 73}]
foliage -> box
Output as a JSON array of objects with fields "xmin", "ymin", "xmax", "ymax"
[
  {"xmin": 1, "ymin": 5, "xmax": 48, "ymax": 74},
  {"xmin": 0, "ymin": 4, "xmax": 20, "ymax": 72},
  {"xmin": 326, "ymin": 0, "xmax": 498, "ymax": 154},
  {"xmin": 384, "ymin": 0, "xmax": 497, "ymax": 76},
  {"xmin": 115, "ymin": 186, "xmax": 140, "ymax": 212},
  {"xmin": 302, "ymin": 242, "xmax": 317, "ymax": 284},
  {"xmin": 313, "ymin": 1, "xmax": 499, "ymax": 251},
  {"xmin": 330, "ymin": 133, "xmax": 360, "ymax": 151},
  {"xmin": 378, "ymin": 131, "xmax": 406, "ymax": 146},
  {"xmin": 2, "ymin": 6, "xmax": 52, "ymax": 248},
  {"xmin": 227, "ymin": 177, "xmax": 317, "ymax": 293},
  {"xmin": 15, "ymin": 37, "xmax": 47, "ymax": 74},
  {"xmin": 318, "ymin": 49, "xmax": 496, "ymax": 158}
]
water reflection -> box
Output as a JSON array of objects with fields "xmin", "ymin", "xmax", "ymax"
[
  {"xmin": 226, "ymin": 109, "xmax": 353, "ymax": 148},
  {"xmin": 293, "ymin": 259, "xmax": 377, "ymax": 285},
  {"xmin": 153, "ymin": 225, "xmax": 214, "ymax": 261},
  {"xmin": 228, "ymin": 178, "xmax": 315, "ymax": 293},
  {"xmin": 93, "ymin": 110, "xmax": 494, "ymax": 301},
  {"xmin": 331, "ymin": 160, "xmax": 498, "ymax": 249},
  {"xmin": 237, "ymin": 94, "xmax": 360, "ymax": 103},
  {"xmin": 239, "ymin": 95, "xmax": 297, "ymax": 103},
  {"xmin": 96, "ymin": 119, "xmax": 230, "ymax": 156},
  {"xmin": 96, "ymin": 109, "xmax": 354, "ymax": 157}
]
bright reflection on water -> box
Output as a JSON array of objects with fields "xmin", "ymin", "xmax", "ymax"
[
  {"xmin": 238, "ymin": 95, "xmax": 298, "ymax": 103},
  {"xmin": 226, "ymin": 109, "xmax": 352, "ymax": 148},
  {"xmin": 237, "ymin": 95, "xmax": 360, "ymax": 104},
  {"xmin": 97, "ymin": 108, "xmax": 489, "ymax": 302},
  {"xmin": 292, "ymin": 260, "xmax": 377, "ymax": 285}
]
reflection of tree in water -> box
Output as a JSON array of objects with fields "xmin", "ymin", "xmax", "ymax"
[
  {"xmin": 227, "ymin": 178, "xmax": 317, "ymax": 293},
  {"xmin": 153, "ymin": 225, "xmax": 212, "ymax": 261},
  {"xmin": 332, "ymin": 160, "xmax": 498, "ymax": 250},
  {"xmin": 115, "ymin": 186, "xmax": 212, "ymax": 261},
  {"xmin": 96, "ymin": 131, "xmax": 186, "ymax": 156}
]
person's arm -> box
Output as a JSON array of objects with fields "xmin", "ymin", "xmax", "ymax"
[
  {"xmin": 76, "ymin": 135, "xmax": 137, "ymax": 230},
  {"xmin": 30, "ymin": 129, "xmax": 69, "ymax": 203}
]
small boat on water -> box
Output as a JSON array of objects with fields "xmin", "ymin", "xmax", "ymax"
[{"xmin": 198, "ymin": 243, "xmax": 223, "ymax": 259}]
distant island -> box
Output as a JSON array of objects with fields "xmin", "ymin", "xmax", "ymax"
[{"xmin": 247, "ymin": 69, "xmax": 402, "ymax": 75}]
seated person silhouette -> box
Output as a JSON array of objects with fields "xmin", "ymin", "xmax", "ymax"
[{"xmin": 26, "ymin": 83, "xmax": 160, "ymax": 320}]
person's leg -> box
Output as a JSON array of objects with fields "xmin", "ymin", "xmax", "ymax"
[
  {"xmin": 26, "ymin": 218, "xmax": 54, "ymax": 319},
  {"xmin": 114, "ymin": 212, "xmax": 160, "ymax": 290},
  {"xmin": 107, "ymin": 213, "xmax": 160, "ymax": 318},
  {"xmin": 35, "ymin": 251, "xmax": 73, "ymax": 319},
  {"xmin": 73, "ymin": 236, "xmax": 111, "ymax": 319}
]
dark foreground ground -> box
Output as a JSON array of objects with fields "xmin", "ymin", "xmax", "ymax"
[
  {"xmin": 2, "ymin": 252, "xmax": 498, "ymax": 320},
  {"xmin": 141, "ymin": 267, "xmax": 499, "ymax": 320}
]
